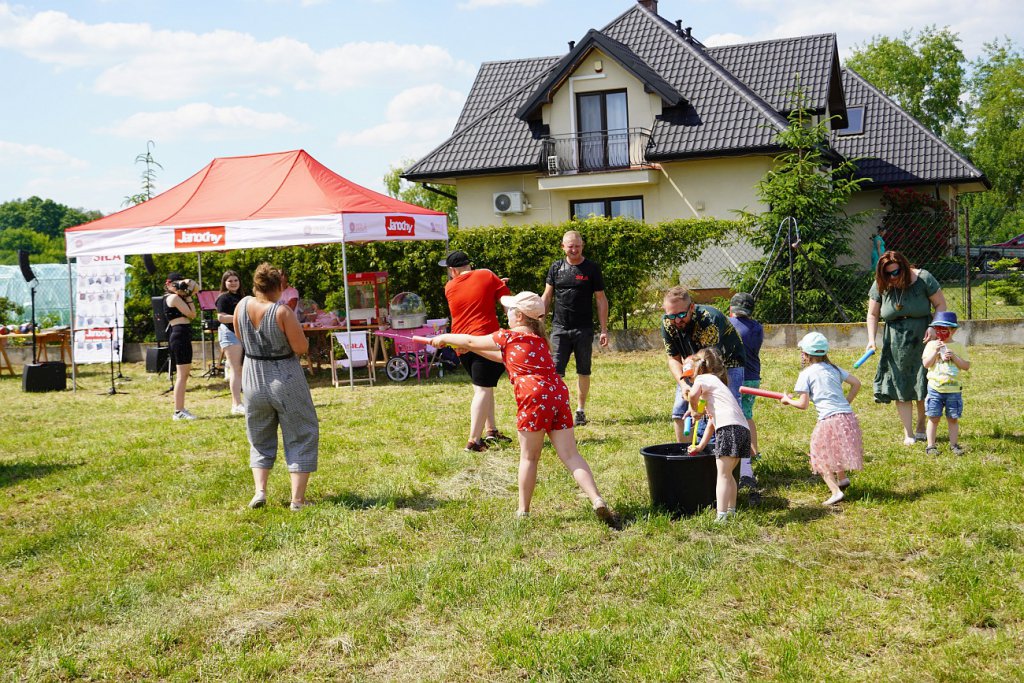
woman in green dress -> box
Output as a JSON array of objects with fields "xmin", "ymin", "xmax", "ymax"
[{"xmin": 865, "ymin": 251, "xmax": 947, "ymax": 446}]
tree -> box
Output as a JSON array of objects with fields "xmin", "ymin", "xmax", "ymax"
[
  {"xmin": 847, "ymin": 26, "xmax": 967, "ymax": 146},
  {"xmin": 733, "ymin": 93, "xmax": 871, "ymax": 323},
  {"xmin": 383, "ymin": 160, "xmax": 458, "ymax": 227},
  {"xmin": 0, "ymin": 197, "xmax": 101, "ymax": 264},
  {"xmin": 960, "ymin": 40, "xmax": 1024, "ymax": 243}
]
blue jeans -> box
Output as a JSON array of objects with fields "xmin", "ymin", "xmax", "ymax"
[{"xmin": 925, "ymin": 388, "xmax": 963, "ymax": 419}]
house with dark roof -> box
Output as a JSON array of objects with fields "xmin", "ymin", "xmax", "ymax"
[{"xmin": 404, "ymin": 0, "xmax": 987, "ymax": 269}]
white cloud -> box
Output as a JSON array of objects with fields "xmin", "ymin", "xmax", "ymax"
[
  {"xmin": 458, "ymin": 0, "xmax": 545, "ymax": 9},
  {"xmin": 0, "ymin": 140, "xmax": 88, "ymax": 169},
  {"xmin": 702, "ymin": 32, "xmax": 748, "ymax": 47},
  {"xmin": 103, "ymin": 103, "xmax": 302, "ymax": 141},
  {"xmin": 336, "ymin": 84, "xmax": 464, "ymax": 152},
  {"xmin": 0, "ymin": 4, "xmax": 472, "ymax": 100},
  {"xmin": 720, "ymin": 0, "xmax": 1024, "ymax": 60}
]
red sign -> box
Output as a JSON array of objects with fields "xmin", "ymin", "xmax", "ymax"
[
  {"xmin": 175, "ymin": 226, "xmax": 226, "ymax": 249},
  {"xmin": 385, "ymin": 216, "xmax": 415, "ymax": 237}
]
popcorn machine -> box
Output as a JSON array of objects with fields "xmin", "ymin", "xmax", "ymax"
[{"xmin": 345, "ymin": 271, "xmax": 389, "ymax": 326}]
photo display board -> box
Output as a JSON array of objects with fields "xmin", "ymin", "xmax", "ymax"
[{"xmin": 73, "ymin": 255, "xmax": 126, "ymax": 364}]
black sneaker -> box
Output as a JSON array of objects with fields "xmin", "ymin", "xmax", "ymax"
[
  {"xmin": 738, "ymin": 475, "xmax": 758, "ymax": 489},
  {"xmin": 950, "ymin": 443, "xmax": 966, "ymax": 456},
  {"xmin": 483, "ymin": 429, "xmax": 512, "ymax": 445},
  {"xmin": 464, "ymin": 439, "xmax": 488, "ymax": 452},
  {"xmin": 574, "ymin": 410, "xmax": 589, "ymax": 426}
]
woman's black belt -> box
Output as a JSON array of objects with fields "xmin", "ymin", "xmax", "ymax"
[{"xmin": 245, "ymin": 351, "xmax": 295, "ymax": 361}]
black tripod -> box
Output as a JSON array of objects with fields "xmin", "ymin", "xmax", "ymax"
[
  {"xmin": 102, "ymin": 323, "xmax": 124, "ymax": 395},
  {"xmin": 751, "ymin": 217, "xmax": 850, "ymax": 323},
  {"xmin": 199, "ymin": 315, "xmax": 222, "ymax": 379}
]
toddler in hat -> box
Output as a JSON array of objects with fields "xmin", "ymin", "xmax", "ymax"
[
  {"xmin": 780, "ymin": 332, "xmax": 864, "ymax": 506},
  {"xmin": 921, "ymin": 312, "xmax": 970, "ymax": 455}
]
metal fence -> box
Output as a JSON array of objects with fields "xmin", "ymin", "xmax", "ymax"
[{"xmin": 631, "ymin": 208, "xmax": 1024, "ymax": 327}]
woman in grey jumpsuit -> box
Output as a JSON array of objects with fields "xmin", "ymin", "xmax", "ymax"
[{"xmin": 234, "ymin": 263, "xmax": 319, "ymax": 510}]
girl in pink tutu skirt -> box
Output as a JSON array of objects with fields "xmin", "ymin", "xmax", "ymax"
[{"xmin": 780, "ymin": 332, "xmax": 864, "ymax": 506}]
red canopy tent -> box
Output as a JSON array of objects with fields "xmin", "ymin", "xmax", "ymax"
[{"xmin": 65, "ymin": 149, "xmax": 449, "ymax": 386}]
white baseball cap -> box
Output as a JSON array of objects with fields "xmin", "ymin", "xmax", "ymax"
[{"xmin": 500, "ymin": 291, "xmax": 545, "ymax": 320}]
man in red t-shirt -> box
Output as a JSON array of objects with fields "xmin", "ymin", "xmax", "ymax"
[{"xmin": 440, "ymin": 249, "xmax": 512, "ymax": 452}]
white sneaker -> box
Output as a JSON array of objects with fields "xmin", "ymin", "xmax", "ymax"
[
  {"xmin": 248, "ymin": 491, "xmax": 267, "ymax": 509},
  {"xmin": 823, "ymin": 491, "xmax": 845, "ymax": 506},
  {"xmin": 173, "ymin": 409, "xmax": 197, "ymax": 421},
  {"xmin": 230, "ymin": 404, "xmax": 246, "ymax": 416}
]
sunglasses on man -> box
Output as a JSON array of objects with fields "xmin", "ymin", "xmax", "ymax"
[{"xmin": 663, "ymin": 307, "xmax": 693, "ymax": 321}]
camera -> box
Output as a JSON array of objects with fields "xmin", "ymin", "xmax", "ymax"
[{"xmin": 174, "ymin": 279, "xmax": 197, "ymax": 294}]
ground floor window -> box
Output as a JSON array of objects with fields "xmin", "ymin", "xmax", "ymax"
[{"xmin": 570, "ymin": 196, "xmax": 644, "ymax": 220}]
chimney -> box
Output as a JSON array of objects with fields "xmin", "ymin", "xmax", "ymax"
[
  {"xmin": 675, "ymin": 20, "xmax": 683, "ymax": 32},
  {"xmin": 637, "ymin": 0, "xmax": 658, "ymax": 14},
  {"xmin": 684, "ymin": 27, "xmax": 692, "ymax": 42},
  {"xmin": 568, "ymin": 40, "xmax": 575, "ymax": 51}
]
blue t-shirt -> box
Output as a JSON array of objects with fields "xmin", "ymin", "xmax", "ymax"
[
  {"xmin": 793, "ymin": 363, "xmax": 852, "ymax": 420},
  {"xmin": 728, "ymin": 316, "xmax": 763, "ymax": 381}
]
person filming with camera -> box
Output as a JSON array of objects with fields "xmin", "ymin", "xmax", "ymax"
[{"xmin": 164, "ymin": 271, "xmax": 199, "ymax": 421}]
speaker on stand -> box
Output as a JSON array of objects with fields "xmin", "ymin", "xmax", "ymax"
[{"xmin": 18, "ymin": 249, "xmax": 66, "ymax": 392}]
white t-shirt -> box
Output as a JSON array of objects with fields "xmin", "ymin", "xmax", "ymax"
[{"xmin": 691, "ymin": 374, "xmax": 746, "ymax": 429}]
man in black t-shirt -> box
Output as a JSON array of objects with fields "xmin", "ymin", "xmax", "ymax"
[{"xmin": 541, "ymin": 230, "xmax": 609, "ymax": 426}]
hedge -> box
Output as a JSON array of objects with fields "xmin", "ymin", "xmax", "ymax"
[{"xmin": 122, "ymin": 216, "xmax": 735, "ymax": 342}]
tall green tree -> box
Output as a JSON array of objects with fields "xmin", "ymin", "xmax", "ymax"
[
  {"xmin": 0, "ymin": 197, "xmax": 101, "ymax": 264},
  {"xmin": 383, "ymin": 160, "xmax": 458, "ymax": 227},
  {"xmin": 847, "ymin": 26, "xmax": 967, "ymax": 146},
  {"xmin": 733, "ymin": 95, "xmax": 870, "ymax": 323},
  {"xmin": 960, "ymin": 40, "xmax": 1024, "ymax": 242}
]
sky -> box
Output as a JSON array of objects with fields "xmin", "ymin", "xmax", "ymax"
[{"xmin": 2, "ymin": 0, "xmax": 1021, "ymax": 216}]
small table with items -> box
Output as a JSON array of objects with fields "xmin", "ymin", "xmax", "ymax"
[{"xmin": 0, "ymin": 328, "xmax": 72, "ymax": 376}]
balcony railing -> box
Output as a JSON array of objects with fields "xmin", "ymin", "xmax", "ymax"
[{"xmin": 541, "ymin": 128, "xmax": 653, "ymax": 175}]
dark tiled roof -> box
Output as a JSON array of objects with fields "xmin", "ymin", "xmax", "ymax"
[
  {"xmin": 405, "ymin": 3, "xmax": 984, "ymax": 188},
  {"xmin": 834, "ymin": 68, "xmax": 987, "ymax": 187},
  {"xmin": 517, "ymin": 29, "xmax": 685, "ymax": 122},
  {"xmin": 454, "ymin": 57, "xmax": 560, "ymax": 133},
  {"xmin": 708, "ymin": 34, "xmax": 840, "ymax": 115},
  {"xmin": 404, "ymin": 57, "xmax": 559, "ymax": 181},
  {"xmin": 601, "ymin": 5, "xmax": 788, "ymax": 158}
]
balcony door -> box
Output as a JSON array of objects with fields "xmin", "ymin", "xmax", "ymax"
[{"xmin": 577, "ymin": 90, "xmax": 628, "ymax": 171}]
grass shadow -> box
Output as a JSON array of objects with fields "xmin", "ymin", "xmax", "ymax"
[
  {"xmin": 767, "ymin": 505, "xmax": 832, "ymax": 527},
  {"xmin": 847, "ymin": 482, "xmax": 941, "ymax": 504},
  {"xmin": 322, "ymin": 490, "xmax": 445, "ymax": 511},
  {"xmin": 600, "ymin": 414, "xmax": 666, "ymax": 426},
  {"xmin": 0, "ymin": 461, "xmax": 81, "ymax": 489}
]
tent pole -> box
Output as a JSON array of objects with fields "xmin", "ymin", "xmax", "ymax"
[
  {"xmin": 197, "ymin": 253, "xmax": 206, "ymax": 373},
  {"xmin": 341, "ymin": 239, "xmax": 354, "ymax": 388},
  {"xmin": 68, "ymin": 259, "xmax": 76, "ymax": 393}
]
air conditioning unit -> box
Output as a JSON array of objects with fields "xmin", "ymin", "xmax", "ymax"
[
  {"xmin": 546, "ymin": 155, "xmax": 560, "ymax": 175},
  {"xmin": 493, "ymin": 191, "xmax": 526, "ymax": 214}
]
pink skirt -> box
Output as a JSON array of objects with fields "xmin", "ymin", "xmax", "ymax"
[{"xmin": 809, "ymin": 412, "xmax": 864, "ymax": 475}]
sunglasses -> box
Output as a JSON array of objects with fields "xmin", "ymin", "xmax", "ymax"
[
  {"xmin": 663, "ymin": 307, "xmax": 693, "ymax": 321},
  {"xmin": 885, "ymin": 267, "xmax": 902, "ymax": 278}
]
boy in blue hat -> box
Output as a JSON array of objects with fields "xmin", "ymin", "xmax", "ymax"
[{"xmin": 922, "ymin": 312, "xmax": 970, "ymax": 455}]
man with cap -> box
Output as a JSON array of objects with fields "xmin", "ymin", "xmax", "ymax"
[
  {"xmin": 439, "ymin": 249, "xmax": 513, "ymax": 451},
  {"xmin": 729, "ymin": 292, "xmax": 764, "ymax": 499},
  {"xmin": 541, "ymin": 230, "xmax": 609, "ymax": 426}
]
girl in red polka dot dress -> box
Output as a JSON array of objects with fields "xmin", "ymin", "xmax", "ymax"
[{"xmin": 430, "ymin": 291, "xmax": 617, "ymax": 526}]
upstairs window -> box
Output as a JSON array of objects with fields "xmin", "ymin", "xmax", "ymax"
[
  {"xmin": 837, "ymin": 106, "xmax": 865, "ymax": 136},
  {"xmin": 577, "ymin": 90, "xmax": 629, "ymax": 170}
]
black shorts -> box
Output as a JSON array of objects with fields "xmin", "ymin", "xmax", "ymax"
[
  {"xmin": 550, "ymin": 326, "xmax": 594, "ymax": 375},
  {"xmin": 168, "ymin": 324, "xmax": 193, "ymax": 366},
  {"xmin": 459, "ymin": 351, "xmax": 505, "ymax": 387}
]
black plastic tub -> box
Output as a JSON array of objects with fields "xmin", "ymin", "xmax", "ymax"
[{"xmin": 640, "ymin": 443, "xmax": 717, "ymax": 516}]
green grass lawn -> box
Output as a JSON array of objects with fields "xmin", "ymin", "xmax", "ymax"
[{"xmin": 2, "ymin": 347, "xmax": 1023, "ymax": 681}]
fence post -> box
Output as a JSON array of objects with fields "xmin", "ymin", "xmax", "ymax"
[{"xmin": 964, "ymin": 206, "xmax": 972, "ymax": 320}]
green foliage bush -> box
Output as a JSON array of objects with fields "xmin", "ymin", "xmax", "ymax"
[{"xmin": 121, "ymin": 217, "xmax": 734, "ymax": 341}]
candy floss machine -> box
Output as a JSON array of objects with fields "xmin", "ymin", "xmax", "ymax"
[
  {"xmin": 388, "ymin": 292, "xmax": 427, "ymax": 329},
  {"xmin": 346, "ymin": 271, "xmax": 388, "ymax": 326}
]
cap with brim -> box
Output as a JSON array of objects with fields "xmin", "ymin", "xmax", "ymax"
[
  {"xmin": 798, "ymin": 331, "xmax": 829, "ymax": 356},
  {"xmin": 500, "ymin": 291, "xmax": 545, "ymax": 320},
  {"xmin": 166, "ymin": 272, "xmax": 183, "ymax": 282},
  {"xmin": 930, "ymin": 311, "xmax": 959, "ymax": 327},
  {"xmin": 438, "ymin": 250, "xmax": 470, "ymax": 268},
  {"xmin": 730, "ymin": 292, "xmax": 755, "ymax": 316}
]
